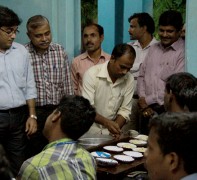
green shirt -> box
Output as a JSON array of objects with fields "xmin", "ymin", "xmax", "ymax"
[{"xmin": 18, "ymin": 138, "xmax": 96, "ymax": 180}]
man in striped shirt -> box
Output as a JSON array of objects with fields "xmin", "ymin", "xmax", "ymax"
[
  {"xmin": 18, "ymin": 95, "xmax": 96, "ymax": 180},
  {"xmin": 25, "ymin": 15, "xmax": 73, "ymax": 157}
]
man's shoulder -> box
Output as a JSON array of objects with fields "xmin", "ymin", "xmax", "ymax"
[
  {"xmin": 73, "ymin": 52, "xmax": 87, "ymax": 62},
  {"xmin": 12, "ymin": 42, "xmax": 27, "ymax": 52}
]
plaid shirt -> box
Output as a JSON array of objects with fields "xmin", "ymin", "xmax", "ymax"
[
  {"xmin": 18, "ymin": 138, "xmax": 96, "ymax": 180},
  {"xmin": 26, "ymin": 42, "xmax": 73, "ymax": 106}
]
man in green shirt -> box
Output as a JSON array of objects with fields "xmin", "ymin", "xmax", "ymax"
[{"xmin": 18, "ymin": 95, "xmax": 96, "ymax": 180}]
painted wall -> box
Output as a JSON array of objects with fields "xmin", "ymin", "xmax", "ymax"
[
  {"xmin": 0, "ymin": 0, "xmax": 81, "ymax": 61},
  {"xmin": 185, "ymin": 0, "xmax": 197, "ymax": 76},
  {"xmin": 98, "ymin": 0, "xmax": 153, "ymax": 54}
]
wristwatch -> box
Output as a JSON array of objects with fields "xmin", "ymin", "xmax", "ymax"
[{"xmin": 30, "ymin": 114, "xmax": 37, "ymax": 120}]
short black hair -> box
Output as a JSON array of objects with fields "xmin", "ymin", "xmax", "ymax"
[
  {"xmin": 166, "ymin": 72, "xmax": 197, "ymax": 111},
  {"xmin": 83, "ymin": 23, "xmax": 104, "ymax": 36},
  {"xmin": 159, "ymin": 10, "xmax": 183, "ymax": 31},
  {"xmin": 56, "ymin": 95, "xmax": 96, "ymax": 140},
  {"xmin": 111, "ymin": 43, "xmax": 136, "ymax": 60},
  {"xmin": 149, "ymin": 112, "xmax": 197, "ymax": 174},
  {"xmin": 0, "ymin": 6, "xmax": 21, "ymax": 27},
  {"xmin": 128, "ymin": 12, "xmax": 155, "ymax": 34}
]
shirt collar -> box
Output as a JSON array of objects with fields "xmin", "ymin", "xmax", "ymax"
[
  {"xmin": 131, "ymin": 37, "xmax": 158, "ymax": 49},
  {"xmin": 81, "ymin": 50, "xmax": 106, "ymax": 60},
  {"xmin": 43, "ymin": 138, "xmax": 73, "ymax": 150},
  {"xmin": 97, "ymin": 61, "xmax": 128, "ymax": 83},
  {"xmin": 28, "ymin": 42, "xmax": 55, "ymax": 53},
  {"xmin": 158, "ymin": 38, "xmax": 184, "ymax": 51}
]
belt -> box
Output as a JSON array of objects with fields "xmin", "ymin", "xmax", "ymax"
[
  {"xmin": 133, "ymin": 94, "xmax": 139, "ymax": 99},
  {"xmin": 0, "ymin": 105, "xmax": 26, "ymax": 114},
  {"xmin": 36, "ymin": 105, "xmax": 57, "ymax": 110}
]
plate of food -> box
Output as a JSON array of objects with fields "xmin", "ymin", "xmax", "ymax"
[
  {"xmin": 134, "ymin": 134, "xmax": 148, "ymax": 141},
  {"xmin": 123, "ymin": 151, "xmax": 143, "ymax": 158},
  {"xmin": 113, "ymin": 155, "xmax": 134, "ymax": 163},
  {"xmin": 117, "ymin": 142, "xmax": 137, "ymax": 150},
  {"xmin": 132, "ymin": 147, "xmax": 147, "ymax": 153},
  {"xmin": 103, "ymin": 145, "xmax": 123, "ymax": 153},
  {"xmin": 91, "ymin": 151, "xmax": 111, "ymax": 158},
  {"xmin": 96, "ymin": 158, "xmax": 118, "ymax": 167},
  {"xmin": 129, "ymin": 139, "xmax": 147, "ymax": 146}
]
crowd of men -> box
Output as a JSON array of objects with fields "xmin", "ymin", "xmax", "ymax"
[{"xmin": 0, "ymin": 4, "xmax": 197, "ymax": 180}]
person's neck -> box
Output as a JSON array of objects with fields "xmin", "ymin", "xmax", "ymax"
[
  {"xmin": 48, "ymin": 133, "xmax": 67, "ymax": 143},
  {"xmin": 138, "ymin": 34, "xmax": 153, "ymax": 49},
  {"xmin": 88, "ymin": 48, "xmax": 102, "ymax": 64}
]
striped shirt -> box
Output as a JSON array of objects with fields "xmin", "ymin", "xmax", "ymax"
[
  {"xmin": 25, "ymin": 42, "xmax": 73, "ymax": 106},
  {"xmin": 18, "ymin": 138, "xmax": 96, "ymax": 180}
]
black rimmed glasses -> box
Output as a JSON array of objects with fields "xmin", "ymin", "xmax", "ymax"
[{"xmin": 0, "ymin": 27, "xmax": 19, "ymax": 36}]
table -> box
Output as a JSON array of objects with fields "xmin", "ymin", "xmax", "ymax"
[{"xmin": 87, "ymin": 135, "xmax": 146, "ymax": 180}]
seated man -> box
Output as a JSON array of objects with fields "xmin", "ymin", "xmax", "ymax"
[
  {"xmin": 145, "ymin": 112, "xmax": 197, "ymax": 180},
  {"xmin": 164, "ymin": 72, "xmax": 197, "ymax": 112},
  {"xmin": 18, "ymin": 95, "xmax": 96, "ymax": 180}
]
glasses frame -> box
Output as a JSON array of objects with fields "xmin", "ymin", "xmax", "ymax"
[{"xmin": 0, "ymin": 27, "xmax": 19, "ymax": 36}]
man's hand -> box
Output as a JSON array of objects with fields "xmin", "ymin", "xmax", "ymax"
[
  {"xmin": 105, "ymin": 120, "xmax": 121, "ymax": 136},
  {"xmin": 142, "ymin": 107, "xmax": 154, "ymax": 118},
  {"xmin": 25, "ymin": 117, "xmax": 37, "ymax": 136}
]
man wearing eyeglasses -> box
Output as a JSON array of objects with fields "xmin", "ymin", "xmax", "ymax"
[{"xmin": 0, "ymin": 6, "xmax": 37, "ymax": 176}]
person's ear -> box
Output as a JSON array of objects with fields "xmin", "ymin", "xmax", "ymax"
[
  {"xmin": 100, "ymin": 34, "xmax": 104, "ymax": 42},
  {"xmin": 167, "ymin": 152, "xmax": 180, "ymax": 172},
  {"xmin": 51, "ymin": 110, "xmax": 61, "ymax": 122}
]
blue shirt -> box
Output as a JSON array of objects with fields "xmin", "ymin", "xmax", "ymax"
[
  {"xmin": 0, "ymin": 42, "xmax": 37, "ymax": 109},
  {"xmin": 181, "ymin": 173, "xmax": 197, "ymax": 180}
]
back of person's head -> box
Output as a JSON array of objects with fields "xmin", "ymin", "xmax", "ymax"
[
  {"xmin": 56, "ymin": 95, "xmax": 96, "ymax": 140},
  {"xmin": 111, "ymin": 43, "xmax": 136, "ymax": 61},
  {"xmin": 128, "ymin": 12, "xmax": 155, "ymax": 35},
  {"xmin": 0, "ymin": 5, "xmax": 21, "ymax": 27},
  {"xmin": 83, "ymin": 23, "xmax": 104, "ymax": 36},
  {"xmin": 26, "ymin": 15, "xmax": 49, "ymax": 32},
  {"xmin": 166, "ymin": 72, "xmax": 197, "ymax": 111},
  {"xmin": 159, "ymin": 10, "xmax": 183, "ymax": 31},
  {"xmin": 149, "ymin": 112, "xmax": 197, "ymax": 174},
  {"xmin": 0, "ymin": 144, "xmax": 13, "ymax": 180}
]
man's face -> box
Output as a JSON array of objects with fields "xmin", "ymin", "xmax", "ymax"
[
  {"xmin": 83, "ymin": 25, "xmax": 103, "ymax": 53},
  {"xmin": 128, "ymin": 18, "xmax": 144, "ymax": 40},
  {"xmin": 109, "ymin": 53, "xmax": 134, "ymax": 80},
  {"xmin": 27, "ymin": 21, "xmax": 52, "ymax": 53},
  {"xmin": 158, "ymin": 25, "xmax": 181, "ymax": 48},
  {"xmin": 144, "ymin": 127, "xmax": 170, "ymax": 180},
  {"xmin": 0, "ymin": 26, "xmax": 18, "ymax": 52}
]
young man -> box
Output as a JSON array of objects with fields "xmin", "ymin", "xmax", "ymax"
[
  {"xmin": 82, "ymin": 44, "xmax": 136, "ymax": 138},
  {"xmin": 0, "ymin": 6, "xmax": 37, "ymax": 175},
  {"xmin": 25, "ymin": 15, "xmax": 73, "ymax": 157},
  {"xmin": 164, "ymin": 72, "xmax": 197, "ymax": 112},
  {"xmin": 71, "ymin": 23, "xmax": 110, "ymax": 95},
  {"xmin": 18, "ymin": 95, "xmax": 96, "ymax": 179},
  {"xmin": 145, "ymin": 112, "xmax": 197, "ymax": 180},
  {"xmin": 137, "ymin": 10, "xmax": 185, "ymax": 134}
]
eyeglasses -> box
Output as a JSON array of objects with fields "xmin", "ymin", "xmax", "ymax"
[{"xmin": 0, "ymin": 27, "xmax": 19, "ymax": 36}]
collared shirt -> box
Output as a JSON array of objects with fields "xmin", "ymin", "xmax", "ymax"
[
  {"xmin": 0, "ymin": 42, "xmax": 37, "ymax": 109},
  {"xmin": 82, "ymin": 61, "xmax": 135, "ymax": 135},
  {"xmin": 181, "ymin": 173, "xmax": 197, "ymax": 180},
  {"xmin": 26, "ymin": 42, "xmax": 73, "ymax": 106},
  {"xmin": 71, "ymin": 50, "xmax": 110, "ymax": 95},
  {"xmin": 137, "ymin": 38, "xmax": 185, "ymax": 105},
  {"xmin": 128, "ymin": 37, "xmax": 158, "ymax": 94},
  {"xmin": 18, "ymin": 138, "xmax": 96, "ymax": 180}
]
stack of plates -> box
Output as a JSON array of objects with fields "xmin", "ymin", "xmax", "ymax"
[
  {"xmin": 123, "ymin": 151, "xmax": 143, "ymax": 158},
  {"xmin": 96, "ymin": 158, "xmax": 118, "ymax": 167},
  {"xmin": 113, "ymin": 155, "xmax": 134, "ymax": 163},
  {"xmin": 103, "ymin": 145, "xmax": 123, "ymax": 153},
  {"xmin": 91, "ymin": 151, "xmax": 111, "ymax": 158},
  {"xmin": 117, "ymin": 142, "xmax": 137, "ymax": 150}
]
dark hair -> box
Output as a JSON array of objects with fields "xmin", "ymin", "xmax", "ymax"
[
  {"xmin": 159, "ymin": 10, "xmax": 183, "ymax": 31},
  {"xmin": 0, "ymin": 6, "xmax": 21, "ymax": 27},
  {"xmin": 0, "ymin": 145, "xmax": 13, "ymax": 180},
  {"xmin": 111, "ymin": 43, "xmax": 136, "ymax": 60},
  {"xmin": 56, "ymin": 95, "xmax": 96, "ymax": 140},
  {"xmin": 26, "ymin": 15, "xmax": 49, "ymax": 32},
  {"xmin": 128, "ymin": 12, "xmax": 155, "ymax": 34},
  {"xmin": 83, "ymin": 23, "xmax": 104, "ymax": 36},
  {"xmin": 166, "ymin": 72, "xmax": 197, "ymax": 111},
  {"xmin": 149, "ymin": 112, "xmax": 197, "ymax": 174}
]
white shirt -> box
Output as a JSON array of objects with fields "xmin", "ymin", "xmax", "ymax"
[{"xmin": 82, "ymin": 62, "xmax": 134, "ymax": 134}]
